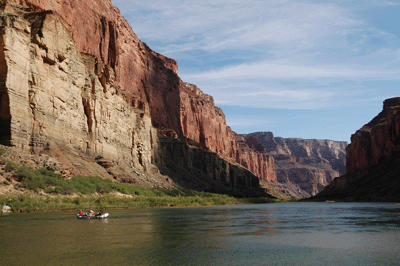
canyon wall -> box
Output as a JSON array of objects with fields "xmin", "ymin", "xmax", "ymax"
[
  {"xmin": 7, "ymin": 0, "xmax": 276, "ymax": 184},
  {"xmin": 246, "ymin": 132, "xmax": 347, "ymax": 196},
  {"xmin": 0, "ymin": 3, "xmax": 157, "ymax": 172},
  {"xmin": 346, "ymin": 97, "xmax": 400, "ymax": 173},
  {"xmin": 13, "ymin": 0, "xmax": 183, "ymax": 136},
  {"xmin": 0, "ymin": 1, "xmax": 275, "ymax": 197},
  {"xmin": 180, "ymin": 83, "xmax": 276, "ymax": 182},
  {"xmin": 235, "ymin": 134, "xmax": 276, "ymax": 182},
  {"xmin": 315, "ymin": 98, "xmax": 400, "ymax": 201},
  {"xmin": 156, "ymin": 136, "xmax": 268, "ymax": 197}
]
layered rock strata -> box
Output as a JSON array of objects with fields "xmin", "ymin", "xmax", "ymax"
[
  {"xmin": 0, "ymin": 5, "xmax": 156, "ymax": 172},
  {"xmin": 235, "ymin": 134, "xmax": 276, "ymax": 182},
  {"xmin": 246, "ymin": 132, "xmax": 347, "ymax": 196},
  {"xmin": 0, "ymin": 2, "xmax": 273, "ymax": 197},
  {"xmin": 6, "ymin": 0, "xmax": 276, "ymax": 184},
  {"xmin": 13, "ymin": 0, "xmax": 183, "ymax": 136},
  {"xmin": 346, "ymin": 97, "xmax": 400, "ymax": 173},
  {"xmin": 315, "ymin": 98, "xmax": 400, "ymax": 201}
]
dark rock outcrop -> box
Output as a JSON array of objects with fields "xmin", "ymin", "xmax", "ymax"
[
  {"xmin": 246, "ymin": 132, "xmax": 347, "ymax": 197},
  {"xmin": 315, "ymin": 98, "xmax": 400, "ymax": 201},
  {"xmin": 155, "ymin": 136, "xmax": 272, "ymax": 197}
]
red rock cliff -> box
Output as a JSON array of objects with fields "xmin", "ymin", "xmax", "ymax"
[
  {"xmin": 180, "ymin": 83, "xmax": 276, "ymax": 182},
  {"xmin": 10, "ymin": 0, "xmax": 276, "ymax": 183},
  {"xmin": 14, "ymin": 0, "xmax": 182, "ymax": 136},
  {"xmin": 315, "ymin": 97, "xmax": 400, "ymax": 201},
  {"xmin": 235, "ymin": 134, "xmax": 276, "ymax": 182},
  {"xmin": 346, "ymin": 97, "xmax": 400, "ymax": 173}
]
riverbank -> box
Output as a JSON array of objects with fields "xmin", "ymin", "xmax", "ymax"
[
  {"xmin": 0, "ymin": 146, "xmax": 284, "ymax": 212},
  {"xmin": 0, "ymin": 193, "xmax": 280, "ymax": 213}
]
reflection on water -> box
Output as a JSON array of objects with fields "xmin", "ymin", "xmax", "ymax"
[{"xmin": 1, "ymin": 203, "xmax": 400, "ymax": 265}]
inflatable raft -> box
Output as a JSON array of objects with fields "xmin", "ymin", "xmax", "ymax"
[{"xmin": 77, "ymin": 213, "xmax": 109, "ymax": 219}]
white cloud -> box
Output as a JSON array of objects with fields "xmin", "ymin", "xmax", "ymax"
[
  {"xmin": 182, "ymin": 57, "xmax": 400, "ymax": 81},
  {"xmin": 114, "ymin": 0, "xmax": 361, "ymax": 54}
]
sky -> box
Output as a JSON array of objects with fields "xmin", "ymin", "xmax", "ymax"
[{"xmin": 112, "ymin": 0, "xmax": 400, "ymax": 142}]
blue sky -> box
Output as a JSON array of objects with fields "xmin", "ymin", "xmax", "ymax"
[{"xmin": 112, "ymin": 0, "xmax": 400, "ymax": 142}]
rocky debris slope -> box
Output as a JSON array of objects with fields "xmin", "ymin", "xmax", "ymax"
[
  {"xmin": 246, "ymin": 132, "xmax": 347, "ymax": 197},
  {"xmin": 0, "ymin": 1, "xmax": 275, "ymax": 197},
  {"xmin": 315, "ymin": 98, "xmax": 400, "ymax": 201}
]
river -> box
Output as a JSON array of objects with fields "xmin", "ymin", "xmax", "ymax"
[{"xmin": 1, "ymin": 202, "xmax": 400, "ymax": 265}]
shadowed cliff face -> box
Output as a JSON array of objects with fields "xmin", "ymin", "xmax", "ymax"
[
  {"xmin": 155, "ymin": 136, "xmax": 272, "ymax": 197},
  {"xmin": 315, "ymin": 98, "xmax": 400, "ymax": 201},
  {"xmin": 246, "ymin": 132, "xmax": 347, "ymax": 197}
]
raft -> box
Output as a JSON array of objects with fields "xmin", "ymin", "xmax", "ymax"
[{"xmin": 77, "ymin": 213, "xmax": 109, "ymax": 219}]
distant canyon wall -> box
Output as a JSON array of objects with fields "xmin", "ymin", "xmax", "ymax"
[{"xmin": 246, "ymin": 132, "xmax": 347, "ymax": 196}]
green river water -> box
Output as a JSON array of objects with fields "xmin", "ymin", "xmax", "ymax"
[{"xmin": 1, "ymin": 202, "xmax": 400, "ymax": 265}]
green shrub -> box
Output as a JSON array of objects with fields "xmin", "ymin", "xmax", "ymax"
[
  {"xmin": 0, "ymin": 146, "xmax": 6, "ymax": 156},
  {"xmin": 0, "ymin": 162, "xmax": 281, "ymax": 211},
  {"xmin": 55, "ymin": 184, "xmax": 75, "ymax": 195},
  {"xmin": 70, "ymin": 176, "xmax": 97, "ymax": 194},
  {"xmin": 5, "ymin": 161, "xmax": 18, "ymax": 173}
]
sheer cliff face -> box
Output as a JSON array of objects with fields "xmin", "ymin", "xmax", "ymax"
[
  {"xmin": 247, "ymin": 132, "xmax": 347, "ymax": 196},
  {"xmin": 0, "ymin": 4, "xmax": 157, "ymax": 172},
  {"xmin": 181, "ymin": 83, "xmax": 276, "ymax": 182},
  {"xmin": 180, "ymin": 83, "xmax": 276, "ymax": 182},
  {"xmin": 315, "ymin": 98, "xmax": 400, "ymax": 201},
  {"xmin": 346, "ymin": 98, "xmax": 400, "ymax": 173},
  {"xmin": 180, "ymin": 83, "xmax": 237, "ymax": 158},
  {"xmin": 9, "ymin": 0, "xmax": 276, "ymax": 184},
  {"xmin": 156, "ymin": 137, "xmax": 268, "ymax": 197},
  {"xmin": 235, "ymin": 135, "xmax": 276, "ymax": 182},
  {"xmin": 14, "ymin": 0, "xmax": 182, "ymax": 135},
  {"xmin": 0, "ymin": 1, "xmax": 275, "ymax": 196}
]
